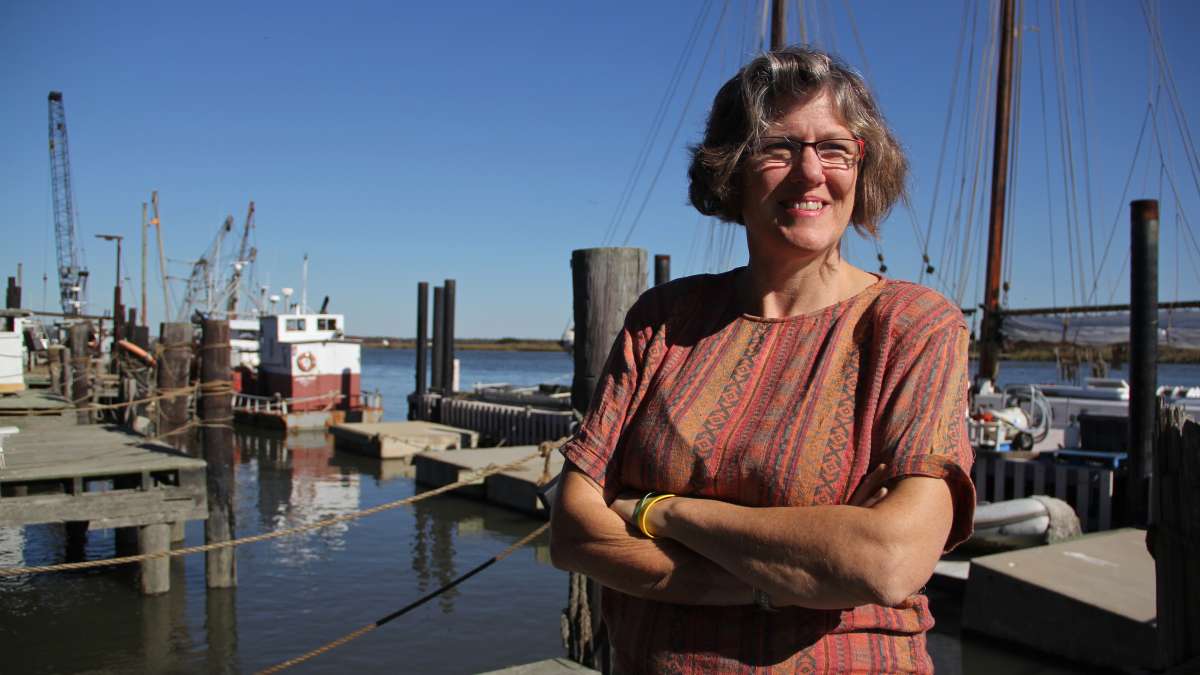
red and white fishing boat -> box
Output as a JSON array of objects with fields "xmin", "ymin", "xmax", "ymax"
[{"xmin": 233, "ymin": 311, "xmax": 382, "ymax": 430}]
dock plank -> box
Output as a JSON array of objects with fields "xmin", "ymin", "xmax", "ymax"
[{"xmin": 1, "ymin": 418, "xmax": 202, "ymax": 483}]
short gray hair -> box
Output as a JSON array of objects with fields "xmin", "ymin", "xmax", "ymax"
[{"xmin": 688, "ymin": 46, "xmax": 908, "ymax": 236}]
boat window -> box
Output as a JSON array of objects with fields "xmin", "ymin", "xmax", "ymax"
[
  {"xmin": 318, "ymin": 318, "xmax": 337, "ymax": 331},
  {"xmin": 286, "ymin": 319, "xmax": 306, "ymax": 331}
]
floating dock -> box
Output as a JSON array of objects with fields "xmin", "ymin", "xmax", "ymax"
[
  {"xmin": 414, "ymin": 445, "xmax": 563, "ymax": 517},
  {"xmin": 479, "ymin": 658, "xmax": 598, "ymax": 674},
  {"xmin": 330, "ymin": 420, "xmax": 479, "ymax": 460},
  {"xmin": 0, "ymin": 413, "xmax": 207, "ymax": 594},
  {"xmin": 962, "ymin": 527, "xmax": 1156, "ymax": 670}
]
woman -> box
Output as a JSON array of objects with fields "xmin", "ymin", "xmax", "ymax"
[{"xmin": 550, "ymin": 47, "xmax": 975, "ymax": 673}]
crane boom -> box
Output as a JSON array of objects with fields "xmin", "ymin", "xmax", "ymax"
[{"xmin": 47, "ymin": 91, "xmax": 88, "ymax": 316}]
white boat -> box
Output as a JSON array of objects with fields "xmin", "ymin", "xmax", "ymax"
[{"xmin": 233, "ymin": 311, "xmax": 382, "ymax": 430}]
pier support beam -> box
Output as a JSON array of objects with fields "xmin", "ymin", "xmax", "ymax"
[
  {"xmin": 1128, "ymin": 200, "xmax": 1158, "ymax": 527},
  {"xmin": 69, "ymin": 323, "xmax": 92, "ymax": 424},
  {"xmin": 570, "ymin": 247, "xmax": 646, "ymax": 414},
  {"xmin": 139, "ymin": 522, "xmax": 170, "ymax": 595},
  {"xmin": 566, "ymin": 247, "xmax": 646, "ymax": 671},
  {"xmin": 157, "ymin": 322, "xmax": 191, "ymax": 451},
  {"xmin": 202, "ymin": 319, "xmax": 236, "ymax": 588}
]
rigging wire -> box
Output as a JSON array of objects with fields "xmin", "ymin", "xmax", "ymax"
[
  {"xmin": 921, "ymin": 1, "xmax": 972, "ymax": 288},
  {"xmin": 1071, "ymin": 0, "xmax": 1100, "ymax": 292},
  {"xmin": 936, "ymin": 0, "xmax": 982, "ymax": 299},
  {"xmin": 1001, "ymin": 0, "xmax": 1027, "ymax": 306},
  {"xmin": 621, "ymin": 0, "xmax": 732, "ymax": 246},
  {"xmin": 1139, "ymin": 0, "xmax": 1200, "ymax": 204},
  {"xmin": 1050, "ymin": 0, "xmax": 1082, "ymax": 306},
  {"xmin": 602, "ymin": 0, "xmax": 714, "ymax": 246}
]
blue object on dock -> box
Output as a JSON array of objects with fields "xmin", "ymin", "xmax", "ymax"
[{"xmin": 1053, "ymin": 448, "xmax": 1127, "ymax": 469}]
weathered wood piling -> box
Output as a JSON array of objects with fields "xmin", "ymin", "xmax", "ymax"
[
  {"xmin": 201, "ymin": 318, "xmax": 236, "ymax": 588},
  {"xmin": 157, "ymin": 322, "xmax": 191, "ymax": 451},
  {"xmin": 69, "ymin": 322, "xmax": 91, "ymax": 424},
  {"xmin": 565, "ymin": 246, "xmax": 646, "ymax": 670},
  {"xmin": 1152, "ymin": 403, "xmax": 1200, "ymax": 670},
  {"xmin": 1127, "ymin": 199, "xmax": 1157, "ymax": 527}
]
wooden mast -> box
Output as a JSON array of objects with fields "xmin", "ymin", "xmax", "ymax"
[
  {"xmin": 771, "ymin": 0, "xmax": 787, "ymax": 50},
  {"xmin": 978, "ymin": 0, "xmax": 1016, "ymax": 384}
]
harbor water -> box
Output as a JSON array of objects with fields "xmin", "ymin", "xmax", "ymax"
[{"xmin": 4, "ymin": 348, "xmax": 1195, "ymax": 673}]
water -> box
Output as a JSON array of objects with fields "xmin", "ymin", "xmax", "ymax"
[{"xmin": 2, "ymin": 349, "xmax": 1179, "ymax": 673}]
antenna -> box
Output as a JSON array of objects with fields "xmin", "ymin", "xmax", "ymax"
[{"xmin": 301, "ymin": 254, "xmax": 309, "ymax": 314}]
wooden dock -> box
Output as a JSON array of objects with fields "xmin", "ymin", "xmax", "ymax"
[
  {"xmin": 413, "ymin": 445, "xmax": 563, "ymax": 517},
  {"xmin": 962, "ymin": 527, "xmax": 1156, "ymax": 670},
  {"xmin": 330, "ymin": 420, "xmax": 479, "ymax": 460},
  {"xmin": 0, "ymin": 414, "xmax": 207, "ymax": 595}
]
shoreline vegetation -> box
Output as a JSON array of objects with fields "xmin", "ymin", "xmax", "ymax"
[{"xmin": 354, "ymin": 336, "xmax": 1200, "ymax": 363}]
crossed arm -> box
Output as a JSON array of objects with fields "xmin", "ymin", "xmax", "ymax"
[{"xmin": 549, "ymin": 461, "xmax": 953, "ymax": 610}]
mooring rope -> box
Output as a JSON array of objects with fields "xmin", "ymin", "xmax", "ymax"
[
  {"xmin": 0, "ymin": 440, "xmax": 563, "ymax": 577},
  {"xmin": 256, "ymin": 521, "xmax": 551, "ymax": 674}
]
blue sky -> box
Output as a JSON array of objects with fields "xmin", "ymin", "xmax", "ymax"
[{"xmin": 3, "ymin": 0, "xmax": 1198, "ymax": 338}]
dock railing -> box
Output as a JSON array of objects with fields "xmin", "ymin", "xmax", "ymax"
[{"xmin": 973, "ymin": 452, "xmax": 1116, "ymax": 532}]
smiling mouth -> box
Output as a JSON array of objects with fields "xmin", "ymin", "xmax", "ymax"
[{"xmin": 781, "ymin": 200, "xmax": 824, "ymax": 212}]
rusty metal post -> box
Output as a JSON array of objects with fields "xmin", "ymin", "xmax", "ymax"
[
  {"xmin": 654, "ymin": 255, "xmax": 671, "ymax": 287},
  {"xmin": 201, "ymin": 318, "xmax": 236, "ymax": 588},
  {"xmin": 1128, "ymin": 200, "xmax": 1158, "ymax": 527}
]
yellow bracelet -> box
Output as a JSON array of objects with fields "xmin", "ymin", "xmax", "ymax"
[{"xmin": 637, "ymin": 493, "xmax": 675, "ymax": 539}]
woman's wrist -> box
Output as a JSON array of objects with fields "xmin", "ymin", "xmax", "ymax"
[{"xmin": 646, "ymin": 494, "xmax": 684, "ymax": 539}]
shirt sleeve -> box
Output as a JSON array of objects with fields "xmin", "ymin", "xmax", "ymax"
[
  {"xmin": 559, "ymin": 299, "xmax": 654, "ymax": 492},
  {"xmin": 875, "ymin": 313, "xmax": 976, "ymax": 551}
]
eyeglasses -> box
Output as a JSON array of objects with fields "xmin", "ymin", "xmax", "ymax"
[{"xmin": 748, "ymin": 136, "xmax": 865, "ymax": 170}]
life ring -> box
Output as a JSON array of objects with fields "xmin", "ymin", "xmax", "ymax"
[{"xmin": 296, "ymin": 351, "xmax": 317, "ymax": 373}]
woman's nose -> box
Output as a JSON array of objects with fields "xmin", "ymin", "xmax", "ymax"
[{"xmin": 789, "ymin": 146, "xmax": 826, "ymax": 184}]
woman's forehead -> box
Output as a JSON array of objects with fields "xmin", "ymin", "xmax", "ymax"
[{"xmin": 765, "ymin": 92, "xmax": 852, "ymax": 135}]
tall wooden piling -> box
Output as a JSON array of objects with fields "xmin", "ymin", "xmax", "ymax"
[
  {"xmin": 432, "ymin": 286, "xmax": 444, "ymax": 393},
  {"xmin": 157, "ymin": 323, "xmax": 191, "ymax": 451},
  {"xmin": 570, "ymin": 247, "xmax": 647, "ymax": 413},
  {"xmin": 69, "ymin": 322, "xmax": 91, "ymax": 424},
  {"xmin": 442, "ymin": 279, "xmax": 456, "ymax": 393},
  {"xmin": 415, "ymin": 282, "xmax": 429, "ymax": 399},
  {"xmin": 201, "ymin": 319, "xmax": 236, "ymax": 588},
  {"xmin": 567, "ymin": 246, "xmax": 646, "ymax": 670},
  {"xmin": 1128, "ymin": 199, "xmax": 1158, "ymax": 527},
  {"xmin": 654, "ymin": 254, "xmax": 671, "ymax": 286},
  {"xmin": 1152, "ymin": 403, "xmax": 1200, "ymax": 669}
]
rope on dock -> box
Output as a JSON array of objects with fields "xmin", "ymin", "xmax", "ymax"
[
  {"xmin": 256, "ymin": 521, "xmax": 551, "ymax": 674},
  {"xmin": 0, "ymin": 441, "xmax": 564, "ymax": 577}
]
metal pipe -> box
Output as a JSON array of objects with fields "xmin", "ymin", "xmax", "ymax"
[{"xmin": 1127, "ymin": 199, "xmax": 1158, "ymax": 527}]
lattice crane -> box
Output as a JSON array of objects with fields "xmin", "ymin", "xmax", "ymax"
[{"xmin": 47, "ymin": 91, "xmax": 88, "ymax": 316}]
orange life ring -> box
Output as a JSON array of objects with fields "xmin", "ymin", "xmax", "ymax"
[{"xmin": 296, "ymin": 351, "xmax": 317, "ymax": 373}]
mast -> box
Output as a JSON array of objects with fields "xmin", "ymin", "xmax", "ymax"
[
  {"xmin": 978, "ymin": 0, "xmax": 1016, "ymax": 384},
  {"xmin": 770, "ymin": 0, "xmax": 787, "ymax": 50}
]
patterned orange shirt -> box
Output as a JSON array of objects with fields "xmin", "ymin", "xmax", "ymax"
[{"xmin": 561, "ymin": 270, "xmax": 976, "ymax": 674}]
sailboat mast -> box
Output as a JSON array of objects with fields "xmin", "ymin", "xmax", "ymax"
[
  {"xmin": 771, "ymin": 0, "xmax": 787, "ymax": 50},
  {"xmin": 978, "ymin": 0, "xmax": 1016, "ymax": 384}
]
